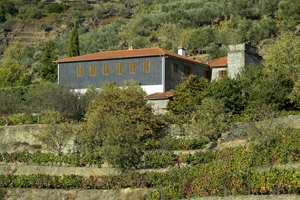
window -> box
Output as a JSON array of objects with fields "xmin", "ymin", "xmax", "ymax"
[
  {"xmin": 173, "ymin": 63, "xmax": 178, "ymax": 73},
  {"xmin": 103, "ymin": 64, "xmax": 109, "ymax": 75},
  {"xmin": 129, "ymin": 62, "xmax": 136, "ymax": 73},
  {"xmin": 116, "ymin": 63, "xmax": 123, "ymax": 74},
  {"xmin": 184, "ymin": 65, "xmax": 192, "ymax": 75},
  {"xmin": 143, "ymin": 61, "xmax": 150, "ymax": 72},
  {"xmin": 219, "ymin": 70, "xmax": 228, "ymax": 78},
  {"xmin": 77, "ymin": 66, "xmax": 83, "ymax": 76},
  {"xmin": 90, "ymin": 65, "xmax": 96, "ymax": 76},
  {"xmin": 203, "ymin": 70, "xmax": 212, "ymax": 79}
]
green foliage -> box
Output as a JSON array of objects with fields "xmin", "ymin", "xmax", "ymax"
[
  {"xmin": 0, "ymin": 151, "xmax": 102, "ymax": 166},
  {"xmin": 68, "ymin": 21, "xmax": 80, "ymax": 58},
  {"xmin": 208, "ymin": 76, "xmax": 246, "ymax": 114},
  {"xmin": 235, "ymin": 19, "xmax": 279, "ymax": 45},
  {"xmin": 167, "ymin": 75, "xmax": 208, "ymax": 117},
  {"xmin": 46, "ymin": 3, "xmax": 68, "ymax": 13},
  {"xmin": 17, "ymin": 6, "xmax": 43, "ymax": 19},
  {"xmin": 143, "ymin": 136, "xmax": 210, "ymax": 150},
  {"xmin": 99, "ymin": 116, "xmax": 144, "ymax": 169},
  {"xmin": 192, "ymin": 98, "xmax": 231, "ymax": 141},
  {"xmin": 129, "ymin": 36, "xmax": 150, "ymax": 49},
  {"xmin": 0, "ymin": 114, "xmax": 38, "ymax": 126},
  {"xmin": 0, "ymin": 188, "xmax": 6, "ymax": 200},
  {"xmin": 0, "ymin": 6, "xmax": 5, "ymax": 22},
  {"xmin": 205, "ymin": 43, "xmax": 227, "ymax": 61},
  {"xmin": 78, "ymin": 81, "xmax": 165, "ymax": 169},
  {"xmin": 187, "ymin": 26, "xmax": 215, "ymax": 54},
  {"xmin": 40, "ymin": 40, "xmax": 57, "ymax": 82},
  {"xmin": 79, "ymin": 18, "xmax": 127, "ymax": 55},
  {"xmin": 277, "ymin": 0, "xmax": 300, "ymax": 21},
  {"xmin": 264, "ymin": 31, "xmax": 300, "ymax": 82},
  {"xmin": 0, "ymin": 0, "xmax": 17, "ymax": 16},
  {"xmin": 144, "ymin": 152, "xmax": 175, "ymax": 168},
  {"xmin": 238, "ymin": 64, "xmax": 294, "ymax": 111},
  {"xmin": 35, "ymin": 109, "xmax": 74, "ymax": 166},
  {"xmin": 0, "ymin": 60, "xmax": 31, "ymax": 88}
]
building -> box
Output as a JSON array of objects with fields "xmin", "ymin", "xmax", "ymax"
[
  {"xmin": 54, "ymin": 45, "xmax": 211, "ymax": 94},
  {"xmin": 210, "ymin": 43, "xmax": 262, "ymax": 80}
]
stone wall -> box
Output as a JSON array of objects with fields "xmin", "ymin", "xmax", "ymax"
[
  {"xmin": 0, "ymin": 124, "xmax": 76, "ymax": 154},
  {"xmin": 1, "ymin": 114, "xmax": 300, "ymax": 154},
  {"xmin": 2, "ymin": 189, "xmax": 299, "ymax": 200}
]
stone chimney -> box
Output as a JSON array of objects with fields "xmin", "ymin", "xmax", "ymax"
[{"xmin": 177, "ymin": 44, "xmax": 186, "ymax": 56}]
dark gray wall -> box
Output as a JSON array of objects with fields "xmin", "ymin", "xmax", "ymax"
[
  {"xmin": 245, "ymin": 51, "xmax": 262, "ymax": 67},
  {"xmin": 164, "ymin": 57, "xmax": 211, "ymax": 91},
  {"xmin": 58, "ymin": 56, "xmax": 162, "ymax": 89}
]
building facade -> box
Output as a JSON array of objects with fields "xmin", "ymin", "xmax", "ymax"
[{"xmin": 54, "ymin": 46, "xmax": 211, "ymax": 94}]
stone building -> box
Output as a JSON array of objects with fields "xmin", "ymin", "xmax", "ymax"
[{"xmin": 210, "ymin": 43, "xmax": 262, "ymax": 80}]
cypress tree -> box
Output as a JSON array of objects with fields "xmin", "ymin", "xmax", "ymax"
[
  {"xmin": 0, "ymin": 6, "xmax": 5, "ymax": 22},
  {"xmin": 68, "ymin": 21, "xmax": 80, "ymax": 58},
  {"xmin": 40, "ymin": 40, "xmax": 57, "ymax": 82}
]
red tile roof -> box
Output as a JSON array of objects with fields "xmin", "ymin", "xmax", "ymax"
[
  {"xmin": 144, "ymin": 91, "xmax": 173, "ymax": 99},
  {"xmin": 54, "ymin": 47, "xmax": 209, "ymax": 66},
  {"xmin": 208, "ymin": 57, "xmax": 227, "ymax": 67},
  {"xmin": 189, "ymin": 56, "xmax": 208, "ymax": 65}
]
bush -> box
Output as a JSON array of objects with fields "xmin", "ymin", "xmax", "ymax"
[
  {"xmin": 192, "ymin": 98, "xmax": 231, "ymax": 141},
  {"xmin": 46, "ymin": 3, "xmax": 68, "ymax": 13}
]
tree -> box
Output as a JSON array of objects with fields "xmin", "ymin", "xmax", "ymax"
[
  {"xmin": 263, "ymin": 31, "xmax": 300, "ymax": 82},
  {"xmin": 208, "ymin": 76, "xmax": 246, "ymax": 114},
  {"xmin": 0, "ymin": 6, "xmax": 5, "ymax": 22},
  {"xmin": 277, "ymin": 0, "xmax": 300, "ymax": 22},
  {"xmin": 288, "ymin": 80, "xmax": 300, "ymax": 109},
  {"xmin": 78, "ymin": 81, "xmax": 165, "ymax": 169},
  {"xmin": 40, "ymin": 40, "xmax": 57, "ymax": 82},
  {"xmin": 192, "ymin": 98, "xmax": 231, "ymax": 141},
  {"xmin": 238, "ymin": 64, "xmax": 294, "ymax": 112},
  {"xmin": 205, "ymin": 43, "xmax": 227, "ymax": 62},
  {"xmin": 0, "ymin": 92, "xmax": 21, "ymax": 116},
  {"xmin": 0, "ymin": 60, "xmax": 31, "ymax": 88},
  {"xmin": 167, "ymin": 75, "xmax": 208, "ymax": 118},
  {"xmin": 35, "ymin": 109, "xmax": 74, "ymax": 167},
  {"xmin": 67, "ymin": 21, "xmax": 80, "ymax": 58},
  {"xmin": 98, "ymin": 115, "xmax": 144, "ymax": 169}
]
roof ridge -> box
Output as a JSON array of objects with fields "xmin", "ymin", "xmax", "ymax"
[{"xmin": 157, "ymin": 47, "xmax": 166, "ymax": 55}]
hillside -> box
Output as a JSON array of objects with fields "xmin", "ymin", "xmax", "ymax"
[{"xmin": 0, "ymin": 0, "xmax": 299, "ymax": 82}]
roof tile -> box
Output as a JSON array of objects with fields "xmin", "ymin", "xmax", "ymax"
[
  {"xmin": 208, "ymin": 57, "xmax": 227, "ymax": 67},
  {"xmin": 144, "ymin": 91, "xmax": 173, "ymax": 99},
  {"xmin": 54, "ymin": 47, "xmax": 209, "ymax": 66}
]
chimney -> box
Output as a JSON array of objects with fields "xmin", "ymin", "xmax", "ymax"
[
  {"xmin": 177, "ymin": 44, "xmax": 186, "ymax": 56},
  {"xmin": 128, "ymin": 46, "xmax": 135, "ymax": 50}
]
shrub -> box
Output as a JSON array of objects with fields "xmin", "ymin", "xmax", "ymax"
[{"xmin": 46, "ymin": 3, "xmax": 68, "ymax": 13}]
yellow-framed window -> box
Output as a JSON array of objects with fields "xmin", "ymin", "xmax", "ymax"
[
  {"xmin": 116, "ymin": 63, "xmax": 123, "ymax": 74},
  {"xmin": 219, "ymin": 70, "xmax": 228, "ymax": 78},
  {"xmin": 90, "ymin": 65, "xmax": 96, "ymax": 76},
  {"xmin": 143, "ymin": 61, "xmax": 150, "ymax": 72},
  {"xmin": 103, "ymin": 64, "xmax": 109, "ymax": 75},
  {"xmin": 77, "ymin": 66, "xmax": 83, "ymax": 76},
  {"xmin": 129, "ymin": 62, "xmax": 136, "ymax": 73}
]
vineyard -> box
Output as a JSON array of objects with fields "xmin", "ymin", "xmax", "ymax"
[{"xmin": 1, "ymin": 127, "xmax": 300, "ymax": 199}]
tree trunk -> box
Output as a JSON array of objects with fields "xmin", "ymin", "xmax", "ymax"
[{"xmin": 58, "ymin": 150, "xmax": 61, "ymax": 167}]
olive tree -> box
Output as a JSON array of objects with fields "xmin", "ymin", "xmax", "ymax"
[{"xmin": 34, "ymin": 109, "xmax": 74, "ymax": 166}]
